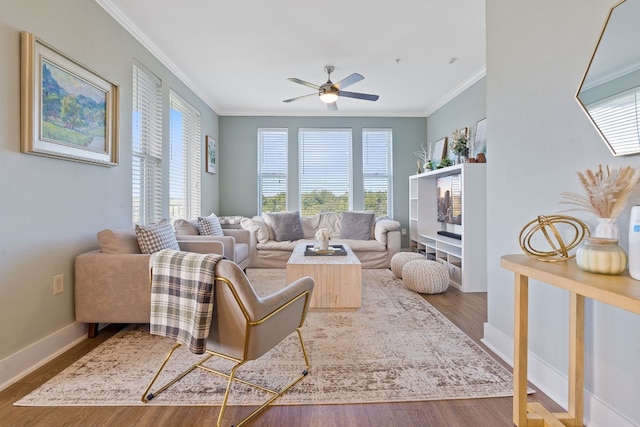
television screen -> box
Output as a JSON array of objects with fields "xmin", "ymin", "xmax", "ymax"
[{"xmin": 436, "ymin": 174, "xmax": 462, "ymax": 225}]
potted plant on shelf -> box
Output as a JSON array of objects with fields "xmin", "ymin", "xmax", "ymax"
[
  {"xmin": 450, "ymin": 129, "xmax": 469, "ymax": 163},
  {"xmin": 438, "ymin": 157, "xmax": 453, "ymax": 169}
]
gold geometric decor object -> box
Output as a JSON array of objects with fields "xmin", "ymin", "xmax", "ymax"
[{"xmin": 519, "ymin": 214, "xmax": 590, "ymax": 262}]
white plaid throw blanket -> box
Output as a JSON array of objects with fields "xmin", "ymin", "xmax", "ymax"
[{"xmin": 150, "ymin": 249, "xmax": 223, "ymax": 354}]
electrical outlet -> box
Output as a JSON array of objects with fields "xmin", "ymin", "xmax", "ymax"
[
  {"xmin": 401, "ymin": 228, "xmax": 407, "ymax": 236},
  {"xmin": 53, "ymin": 274, "xmax": 64, "ymax": 295}
]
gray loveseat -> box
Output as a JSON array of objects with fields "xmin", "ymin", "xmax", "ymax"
[{"xmin": 240, "ymin": 211, "xmax": 401, "ymax": 269}]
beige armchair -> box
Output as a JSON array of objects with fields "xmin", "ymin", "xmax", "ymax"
[
  {"xmin": 142, "ymin": 258, "xmax": 315, "ymax": 427},
  {"xmin": 174, "ymin": 219, "xmax": 250, "ymax": 269}
]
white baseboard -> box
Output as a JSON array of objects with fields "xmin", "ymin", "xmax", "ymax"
[
  {"xmin": 482, "ymin": 322, "xmax": 637, "ymax": 427},
  {"xmin": 0, "ymin": 322, "xmax": 87, "ymax": 392}
]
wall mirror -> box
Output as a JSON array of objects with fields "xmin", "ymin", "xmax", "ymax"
[{"xmin": 576, "ymin": 0, "xmax": 640, "ymax": 156}]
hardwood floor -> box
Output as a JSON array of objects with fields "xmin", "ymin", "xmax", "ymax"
[{"xmin": 0, "ymin": 285, "xmax": 563, "ymax": 427}]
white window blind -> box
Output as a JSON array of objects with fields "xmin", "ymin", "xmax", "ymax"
[
  {"xmin": 132, "ymin": 63, "xmax": 163, "ymax": 225},
  {"xmin": 258, "ymin": 128, "xmax": 288, "ymax": 214},
  {"xmin": 587, "ymin": 88, "xmax": 640, "ymax": 155},
  {"xmin": 363, "ymin": 128, "xmax": 393, "ymax": 217},
  {"xmin": 169, "ymin": 90, "xmax": 201, "ymax": 222},
  {"xmin": 299, "ymin": 128, "xmax": 352, "ymax": 215}
]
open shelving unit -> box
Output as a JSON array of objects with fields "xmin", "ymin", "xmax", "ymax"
[{"xmin": 409, "ymin": 163, "xmax": 487, "ymax": 292}]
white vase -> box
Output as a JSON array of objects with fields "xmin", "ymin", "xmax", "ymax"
[
  {"xmin": 594, "ymin": 217, "xmax": 619, "ymax": 240},
  {"xmin": 319, "ymin": 240, "xmax": 329, "ymax": 251}
]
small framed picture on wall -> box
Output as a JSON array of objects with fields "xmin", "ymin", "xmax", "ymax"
[{"xmin": 206, "ymin": 135, "xmax": 216, "ymax": 174}]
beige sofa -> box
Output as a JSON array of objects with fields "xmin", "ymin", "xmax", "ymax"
[
  {"xmin": 75, "ymin": 226, "xmax": 250, "ymax": 337},
  {"xmin": 240, "ymin": 212, "xmax": 401, "ymax": 269}
]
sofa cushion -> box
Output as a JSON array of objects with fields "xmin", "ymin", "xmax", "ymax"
[
  {"xmin": 173, "ymin": 219, "xmax": 199, "ymax": 235},
  {"xmin": 97, "ymin": 228, "xmax": 142, "ymax": 254},
  {"xmin": 218, "ymin": 215, "xmax": 245, "ymax": 229},
  {"xmin": 256, "ymin": 239, "xmax": 300, "ymax": 251},
  {"xmin": 263, "ymin": 211, "xmax": 305, "ymax": 242},
  {"xmin": 332, "ymin": 238, "xmax": 386, "ymax": 252},
  {"xmin": 241, "ymin": 216, "xmax": 270, "ymax": 244},
  {"xmin": 198, "ymin": 214, "xmax": 224, "ymax": 236},
  {"xmin": 135, "ymin": 221, "xmax": 180, "ymax": 254},
  {"xmin": 340, "ymin": 211, "xmax": 375, "ymax": 240}
]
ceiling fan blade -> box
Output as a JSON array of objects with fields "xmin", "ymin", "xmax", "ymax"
[
  {"xmin": 283, "ymin": 93, "xmax": 317, "ymax": 103},
  {"xmin": 287, "ymin": 77, "xmax": 320, "ymax": 90},
  {"xmin": 334, "ymin": 73, "xmax": 364, "ymax": 90},
  {"xmin": 327, "ymin": 102, "xmax": 338, "ymax": 111},
  {"xmin": 338, "ymin": 91, "xmax": 379, "ymax": 101}
]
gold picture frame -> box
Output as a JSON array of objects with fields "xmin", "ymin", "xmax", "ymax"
[
  {"xmin": 206, "ymin": 135, "xmax": 216, "ymax": 174},
  {"xmin": 20, "ymin": 32, "xmax": 119, "ymax": 166}
]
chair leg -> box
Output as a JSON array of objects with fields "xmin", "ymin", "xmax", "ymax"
[
  {"xmin": 141, "ymin": 328, "xmax": 311, "ymax": 427},
  {"xmin": 217, "ymin": 328, "xmax": 310, "ymax": 427}
]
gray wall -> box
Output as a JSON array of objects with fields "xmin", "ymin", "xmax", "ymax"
[
  {"xmin": 0, "ymin": 0, "xmax": 218, "ymax": 360},
  {"xmin": 486, "ymin": 0, "xmax": 640, "ymax": 424},
  {"xmin": 218, "ymin": 116, "xmax": 427, "ymax": 248},
  {"xmin": 427, "ymin": 78, "xmax": 486, "ymax": 155}
]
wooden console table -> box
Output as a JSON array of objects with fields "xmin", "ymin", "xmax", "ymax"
[{"xmin": 500, "ymin": 254, "xmax": 640, "ymax": 427}]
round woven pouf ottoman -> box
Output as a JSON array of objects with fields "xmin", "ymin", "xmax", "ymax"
[
  {"xmin": 402, "ymin": 260, "xmax": 450, "ymax": 294},
  {"xmin": 390, "ymin": 252, "xmax": 426, "ymax": 278}
]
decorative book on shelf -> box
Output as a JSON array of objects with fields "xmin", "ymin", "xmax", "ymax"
[{"xmin": 304, "ymin": 244, "xmax": 348, "ymax": 256}]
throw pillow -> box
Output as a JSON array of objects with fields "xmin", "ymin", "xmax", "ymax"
[
  {"xmin": 135, "ymin": 221, "xmax": 180, "ymax": 254},
  {"xmin": 263, "ymin": 211, "xmax": 305, "ymax": 242},
  {"xmin": 173, "ymin": 218, "xmax": 200, "ymax": 235},
  {"xmin": 197, "ymin": 214, "xmax": 224, "ymax": 236},
  {"xmin": 340, "ymin": 211, "xmax": 375, "ymax": 240},
  {"xmin": 240, "ymin": 217, "xmax": 270, "ymax": 244}
]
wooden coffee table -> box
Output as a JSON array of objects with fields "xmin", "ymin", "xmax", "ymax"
[{"xmin": 286, "ymin": 242, "xmax": 362, "ymax": 309}]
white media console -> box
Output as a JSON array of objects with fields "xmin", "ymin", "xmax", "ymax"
[{"xmin": 409, "ymin": 163, "xmax": 487, "ymax": 292}]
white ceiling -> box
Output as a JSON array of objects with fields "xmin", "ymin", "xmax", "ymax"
[{"xmin": 97, "ymin": 0, "xmax": 486, "ymax": 117}]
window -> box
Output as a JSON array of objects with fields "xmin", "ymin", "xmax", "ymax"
[
  {"xmin": 169, "ymin": 90, "xmax": 201, "ymax": 221},
  {"xmin": 586, "ymin": 88, "xmax": 640, "ymax": 155},
  {"xmin": 363, "ymin": 128, "xmax": 393, "ymax": 217},
  {"xmin": 258, "ymin": 128, "xmax": 288, "ymax": 214},
  {"xmin": 132, "ymin": 64, "xmax": 162, "ymax": 225},
  {"xmin": 299, "ymin": 128, "xmax": 352, "ymax": 215}
]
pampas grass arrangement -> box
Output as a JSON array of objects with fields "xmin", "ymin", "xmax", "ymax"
[{"xmin": 561, "ymin": 164, "xmax": 640, "ymax": 219}]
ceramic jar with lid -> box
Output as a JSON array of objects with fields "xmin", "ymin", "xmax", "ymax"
[{"xmin": 575, "ymin": 237, "xmax": 627, "ymax": 275}]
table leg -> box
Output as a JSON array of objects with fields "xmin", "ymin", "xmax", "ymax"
[
  {"xmin": 568, "ymin": 292, "xmax": 585, "ymax": 426},
  {"xmin": 513, "ymin": 273, "xmax": 529, "ymax": 426}
]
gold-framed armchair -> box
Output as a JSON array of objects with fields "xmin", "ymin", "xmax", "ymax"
[{"xmin": 142, "ymin": 258, "xmax": 315, "ymax": 427}]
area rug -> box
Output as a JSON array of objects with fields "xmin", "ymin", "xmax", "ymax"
[{"xmin": 16, "ymin": 268, "xmax": 519, "ymax": 407}]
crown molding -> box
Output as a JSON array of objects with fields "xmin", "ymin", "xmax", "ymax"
[
  {"xmin": 425, "ymin": 65, "xmax": 487, "ymax": 117},
  {"xmin": 95, "ymin": 0, "xmax": 221, "ymax": 114}
]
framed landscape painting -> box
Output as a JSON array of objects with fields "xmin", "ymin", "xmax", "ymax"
[
  {"xmin": 206, "ymin": 135, "xmax": 216, "ymax": 174},
  {"xmin": 20, "ymin": 32, "xmax": 119, "ymax": 166}
]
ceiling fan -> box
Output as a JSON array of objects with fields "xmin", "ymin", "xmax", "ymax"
[{"xmin": 283, "ymin": 65, "xmax": 379, "ymax": 110}]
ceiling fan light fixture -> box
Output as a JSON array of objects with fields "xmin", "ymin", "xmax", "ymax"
[{"xmin": 320, "ymin": 92, "xmax": 338, "ymax": 103}]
